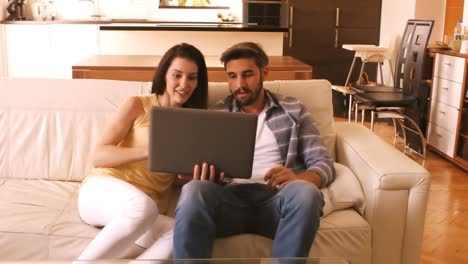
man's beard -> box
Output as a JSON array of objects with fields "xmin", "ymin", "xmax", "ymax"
[{"xmin": 232, "ymin": 77, "xmax": 263, "ymax": 107}]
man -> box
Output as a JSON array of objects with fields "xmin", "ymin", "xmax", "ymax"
[{"xmin": 173, "ymin": 42, "xmax": 335, "ymax": 260}]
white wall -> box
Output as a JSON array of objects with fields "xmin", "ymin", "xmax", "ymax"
[
  {"xmin": 379, "ymin": 0, "xmax": 415, "ymax": 85},
  {"xmin": 379, "ymin": 0, "xmax": 445, "ymax": 85},
  {"xmin": 380, "ymin": 0, "xmax": 416, "ymax": 50},
  {"xmin": 415, "ymin": 0, "xmax": 445, "ymax": 43},
  {"xmin": 464, "ymin": 1, "xmax": 468, "ymax": 24}
]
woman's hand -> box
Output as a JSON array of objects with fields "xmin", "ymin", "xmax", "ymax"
[{"xmin": 177, "ymin": 162, "xmax": 225, "ymax": 184}]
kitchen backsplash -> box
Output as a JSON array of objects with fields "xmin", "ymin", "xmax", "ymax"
[
  {"xmin": 7, "ymin": 0, "xmax": 243, "ymax": 22},
  {"xmin": 155, "ymin": 0, "xmax": 242, "ymax": 22}
]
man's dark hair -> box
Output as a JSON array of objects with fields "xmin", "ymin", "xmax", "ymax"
[
  {"xmin": 220, "ymin": 42, "xmax": 269, "ymax": 69},
  {"xmin": 151, "ymin": 43, "xmax": 208, "ymax": 109}
]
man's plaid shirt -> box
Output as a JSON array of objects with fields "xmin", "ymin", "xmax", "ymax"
[{"xmin": 212, "ymin": 90, "xmax": 336, "ymax": 188}]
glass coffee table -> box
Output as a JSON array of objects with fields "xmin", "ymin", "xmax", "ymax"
[{"xmin": 16, "ymin": 258, "xmax": 348, "ymax": 264}]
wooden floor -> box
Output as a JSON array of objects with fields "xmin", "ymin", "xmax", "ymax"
[{"xmin": 335, "ymin": 119, "xmax": 468, "ymax": 264}]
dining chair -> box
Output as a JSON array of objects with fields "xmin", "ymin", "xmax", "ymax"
[{"xmin": 351, "ymin": 19, "xmax": 434, "ymax": 159}]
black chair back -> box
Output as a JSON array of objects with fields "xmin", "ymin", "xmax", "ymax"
[{"xmin": 394, "ymin": 20, "xmax": 434, "ymax": 96}]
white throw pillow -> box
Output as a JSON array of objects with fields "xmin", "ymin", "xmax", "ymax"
[{"xmin": 321, "ymin": 163, "xmax": 365, "ymax": 217}]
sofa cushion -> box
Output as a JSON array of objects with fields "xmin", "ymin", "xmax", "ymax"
[
  {"xmin": 0, "ymin": 79, "xmax": 148, "ymax": 182},
  {"xmin": 212, "ymin": 209, "xmax": 371, "ymax": 264},
  {"xmin": 0, "ymin": 178, "xmax": 369, "ymax": 262},
  {"xmin": 0, "ymin": 179, "xmax": 174, "ymax": 260},
  {"xmin": 0, "ymin": 179, "xmax": 90, "ymax": 259}
]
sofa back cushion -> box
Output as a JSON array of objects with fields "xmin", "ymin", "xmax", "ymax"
[
  {"xmin": 0, "ymin": 78, "xmax": 335, "ymax": 182},
  {"xmin": 208, "ymin": 80, "xmax": 336, "ymax": 159},
  {"xmin": 0, "ymin": 79, "xmax": 149, "ymax": 181}
]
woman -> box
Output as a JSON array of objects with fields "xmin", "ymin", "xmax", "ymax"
[{"xmin": 77, "ymin": 43, "xmax": 208, "ymax": 260}]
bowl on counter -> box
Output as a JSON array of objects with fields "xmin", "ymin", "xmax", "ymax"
[{"xmin": 217, "ymin": 12, "xmax": 237, "ymax": 22}]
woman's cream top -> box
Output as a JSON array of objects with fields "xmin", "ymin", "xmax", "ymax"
[{"xmin": 87, "ymin": 94, "xmax": 176, "ymax": 214}]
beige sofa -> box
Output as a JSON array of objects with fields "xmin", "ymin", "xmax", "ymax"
[{"xmin": 0, "ymin": 78, "xmax": 431, "ymax": 264}]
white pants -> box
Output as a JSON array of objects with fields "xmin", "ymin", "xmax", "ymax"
[{"xmin": 78, "ymin": 175, "xmax": 174, "ymax": 260}]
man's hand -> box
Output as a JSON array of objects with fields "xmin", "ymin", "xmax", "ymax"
[
  {"xmin": 264, "ymin": 166, "xmax": 322, "ymax": 190},
  {"xmin": 177, "ymin": 163, "xmax": 225, "ymax": 184},
  {"xmin": 264, "ymin": 166, "xmax": 299, "ymax": 190}
]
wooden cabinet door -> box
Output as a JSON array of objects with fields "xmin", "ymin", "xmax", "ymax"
[
  {"xmin": 283, "ymin": 0, "xmax": 381, "ymax": 85},
  {"xmin": 283, "ymin": 0, "xmax": 335, "ymax": 79}
]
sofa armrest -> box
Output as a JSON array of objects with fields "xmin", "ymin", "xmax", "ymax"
[{"xmin": 334, "ymin": 122, "xmax": 431, "ymax": 264}]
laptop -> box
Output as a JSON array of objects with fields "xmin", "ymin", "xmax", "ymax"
[{"xmin": 148, "ymin": 107, "xmax": 258, "ymax": 179}]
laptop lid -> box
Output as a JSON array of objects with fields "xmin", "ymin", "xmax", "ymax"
[{"xmin": 149, "ymin": 107, "xmax": 257, "ymax": 179}]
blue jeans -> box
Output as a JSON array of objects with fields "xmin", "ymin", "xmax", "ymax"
[{"xmin": 173, "ymin": 180, "xmax": 324, "ymax": 259}]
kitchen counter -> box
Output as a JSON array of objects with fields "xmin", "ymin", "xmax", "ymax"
[
  {"xmin": 1, "ymin": 18, "xmax": 115, "ymax": 24},
  {"xmin": 428, "ymin": 47, "xmax": 468, "ymax": 59},
  {"xmin": 1, "ymin": 19, "xmax": 287, "ymax": 32},
  {"xmin": 99, "ymin": 23, "xmax": 287, "ymax": 32},
  {"xmin": 72, "ymin": 55, "xmax": 312, "ymax": 82}
]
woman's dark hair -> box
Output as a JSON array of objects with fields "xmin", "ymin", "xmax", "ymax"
[
  {"xmin": 151, "ymin": 43, "xmax": 208, "ymax": 109},
  {"xmin": 219, "ymin": 42, "xmax": 269, "ymax": 70}
]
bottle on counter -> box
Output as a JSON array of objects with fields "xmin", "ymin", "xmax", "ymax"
[
  {"xmin": 46, "ymin": 0, "xmax": 57, "ymax": 20},
  {"xmin": 454, "ymin": 20, "xmax": 464, "ymax": 40},
  {"xmin": 450, "ymin": 20, "xmax": 464, "ymax": 52},
  {"xmin": 31, "ymin": 0, "xmax": 47, "ymax": 21}
]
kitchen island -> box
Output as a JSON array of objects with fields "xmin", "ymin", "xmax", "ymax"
[{"xmin": 72, "ymin": 55, "xmax": 312, "ymax": 82}]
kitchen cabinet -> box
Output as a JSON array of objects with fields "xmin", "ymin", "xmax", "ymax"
[
  {"xmin": 5, "ymin": 25, "xmax": 52, "ymax": 78},
  {"xmin": 283, "ymin": 0, "xmax": 382, "ymax": 85},
  {"xmin": 5, "ymin": 24, "xmax": 99, "ymax": 78},
  {"xmin": 49, "ymin": 25, "xmax": 100, "ymax": 78},
  {"xmin": 427, "ymin": 52, "xmax": 468, "ymax": 171},
  {"xmin": 282, "ymin": 0, "xmax": 382, "ymax": 117}
]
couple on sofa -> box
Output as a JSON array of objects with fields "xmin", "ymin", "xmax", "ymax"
[{"xmin": 77, "ymin": 42, "xmax": 336, "ymax": 261}]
